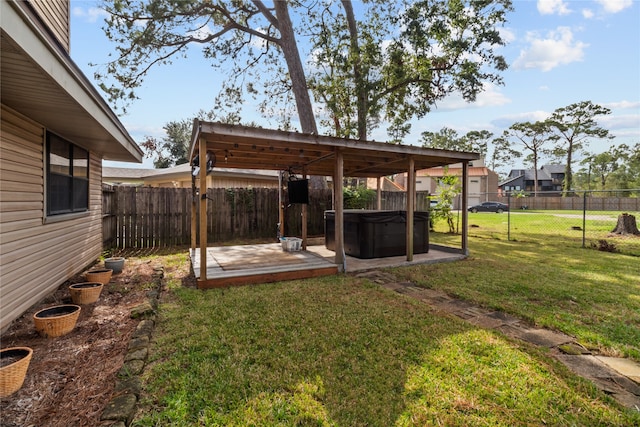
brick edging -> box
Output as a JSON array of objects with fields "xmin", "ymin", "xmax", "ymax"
[{"xmin": 100, "ymin": 266, "xmax": 164, "ymax": 426}]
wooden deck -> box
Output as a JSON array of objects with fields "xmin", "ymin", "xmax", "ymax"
[{"xmin": 191, "ymin": 243, "xmax": 466, "ymax": 289}]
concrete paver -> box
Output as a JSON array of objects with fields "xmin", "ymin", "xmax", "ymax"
[
  {"xmin": 596, "ymin": 356, "xmax": 640, "ymax": 385},
  {"xmin": 517, "ymin": 328, "xmax": 574, "ymax": 348},
  {"xmin": 465, "ymin": 314, "xmax": 507, "ymax": 329}
]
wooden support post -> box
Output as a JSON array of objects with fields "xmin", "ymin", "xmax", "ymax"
[
  {"xmin": 461, "ymin": 161, "xmax": 469, "ymax": 256},
  {"xmin": 302, "ymin": 167, "xmax": 308, "ymax": 250},
  {"xmin": 334, "ymin": 150, "xmax": 345, "ymax": 271},
  {"xmin": 278, "ymin": 171, "xmax": 284, "ymax": 240},
  {"xmin": 377, "ymin": 176, "xmax": 382, "ymax": 210},
  {"xmin": 199, "ymin": 137, "xmax": 208, "ymax": 280},
  {"xmin": 190, "ymin": 183, "xmax": 197, "ymax": 250},
  {"xmin": 406, "ymin": 156, "xmax": 415, "ymax": 262}
]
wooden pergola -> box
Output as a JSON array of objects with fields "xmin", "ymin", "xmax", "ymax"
[{"xmin": 189, "ymin": 121, "xmax": 479, "ymax": 288}]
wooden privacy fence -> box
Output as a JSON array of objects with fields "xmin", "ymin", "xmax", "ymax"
[
  {"xmin": 102, "ymin": 184, "xmax": 117, "ymax": 248},
  {"xmin": 500, "ymin": 195, "xmax": 640, "ymax": 211},
  {"xmin": 483, "ymin": 190, "xmax": 639, "ymax": 212},
  {"xmin": 102, "ymin": 186, "xmax": 431, "ymax": 249}
]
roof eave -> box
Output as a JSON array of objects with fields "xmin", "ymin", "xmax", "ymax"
[
  {"xmin": 190, "ymin": 120, "xmax": 480, "ymax": 178},
  {"xmin": 0, "ymin": 1, "xmax": 143, "ymax": 163}
]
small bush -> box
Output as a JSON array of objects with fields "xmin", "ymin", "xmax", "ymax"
[{"xmin": 343, "ymin": 186, "xmax": 376, "ymax": 209}]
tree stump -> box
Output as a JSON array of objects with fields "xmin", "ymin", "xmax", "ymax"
[{"xmin": 611, "ymin": 213, "xmax": 640, "ymax": 235}]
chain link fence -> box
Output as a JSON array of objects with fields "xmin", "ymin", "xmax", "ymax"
[{"xmin": 438, "ymin": 190, "xmax": 640, "ymax": 256}]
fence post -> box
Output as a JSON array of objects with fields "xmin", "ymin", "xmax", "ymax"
[
  {"xmin": 582, "ymin": 191, "xmax": 587, "ymax": 248},
  {"xmin": 507, "ymin": 192, "xmax": 511, "ymax": 241}
]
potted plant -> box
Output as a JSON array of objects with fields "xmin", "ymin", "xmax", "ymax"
[
  {"xmin": 33, "ymin": 304, "xmax": 81, "ymax": 338},
  {"xmin": 104, "ymin": 257, "xmax": 125, "ymax": 274},
  {"xmin": 0, "ymin": 347, "xmax": 33, "ymax": 397},
  {"xmin": 69, "ymin": 282, "xmax": 104, "ymax": 305},
  {"xmin": 85, "ymin": 268, "xmax": 113, "ymax": 285}
]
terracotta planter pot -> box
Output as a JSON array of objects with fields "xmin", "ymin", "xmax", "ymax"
[
  {"xmin": 0, "ymin": 347, "xmax": 33, "ymax": 397},
  {"xmin": 33, "ymin": 304, "xmax": 81, "ymax": 338},
  {"xmin": 85, "ymin": 269, "xmax": 113, "ymax": 285},
  {"xmin": 69, "ymin": 282, "xmax": 104, "ymax": 305},
  {"xmin": 104, "ymin": 257, "xmax": 125, "ymax": 274}
]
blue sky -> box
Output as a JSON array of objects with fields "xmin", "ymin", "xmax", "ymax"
[{"xmin": 69, "ymin": 0, "xmax": 640, "ymax": 171}]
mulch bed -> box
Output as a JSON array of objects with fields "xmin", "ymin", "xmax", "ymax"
[{"xmin": 0, "ymin": 254, "xmax": 171, "ymax": 427}]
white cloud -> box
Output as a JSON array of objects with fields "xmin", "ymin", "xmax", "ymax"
[
  {"xmin": 122, "ymin": 122, "xmax": 165, "ymax": 139},
  {"xmin": 582, "ymin": 9, "xmax": 595, "ymax": 19},
  {"xmin": 498, "ymin": 27, "xmax": 516, "ymax": 44},
  {"xmin": 610, "ymin": 128, "xmax": 640, "ymax": 139},
  {"xmin": 595, "ymin": 0, "xmax": 633, "ymax": 14},
  {"xmin": 433, "ymin": 83, "xmax": 511, "ymax": 112},
  {"xmin": 512, "ymin": 27, "xmax": 588, "ymax": 72},
  {"xmin": 491, "ymin": 110, "xmax": 551, "ymax": 128},
  {"xmin": 537, "ymin": 0, "xmax": 571, "ymax": 15},
  {"xmin": 599, "ymin": 113, "xmax": 640, "ymax": 131},
  {"xmin": 71, "ymin": 6, "xmax": 108, "ymax": 23},
  {"xmin": 602, "ymin": 100, "xmax": 640, "ymax": 109}
]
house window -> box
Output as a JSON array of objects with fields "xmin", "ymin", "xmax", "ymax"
[{"xmin": 46, "ymin": 132, "xmax": 89, "ymax": 216}]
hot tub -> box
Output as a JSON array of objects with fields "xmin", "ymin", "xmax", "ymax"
[{"xmin": 324, "ymin": 210, "xmax": 429, "ymax": 259}]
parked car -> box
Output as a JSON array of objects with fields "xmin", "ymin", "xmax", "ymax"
[{"xmin": 468, "ymin": 202, "xmax": 509, "ymax": 213}]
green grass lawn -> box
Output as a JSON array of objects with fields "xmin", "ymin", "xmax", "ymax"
[
  {"xmin": 450, "ymin": 210, "xmax": 640, "ymax": 256},
  {"xmin": 396, "ymin": 236, "xmax": 640, "ymax": 362},
  {"xmin": 130, "ymin": 241, "xmax": 640, "ymax": 426}
]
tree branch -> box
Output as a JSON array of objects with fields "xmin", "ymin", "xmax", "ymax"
[{"xmin": 252, "ymin": 0, "xmax": 279, "ymax": 29}]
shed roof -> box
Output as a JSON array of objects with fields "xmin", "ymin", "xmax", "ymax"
[{"xmin": 190, "ymin": 121, "xmax": 480, "ymax": 178}]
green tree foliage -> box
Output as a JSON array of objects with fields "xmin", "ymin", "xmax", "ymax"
[
  {"xmin": 580, "ymin": 147, "xmax": 623, "ymax": 190},
  {"xmin": 624, "ymin": 142, "xmax": 640, "ymax": 190},
  {"xmin": 503, "ymin": 121, "xmax": 555, "ymax": 196},
  {"xmin": 421, "ymin": 127, "xmax": 521, "ymax": 179},
  {"xmin": 139, "ymin": 109, "xmax": 248, "ymax": 168},
  {"xmin": 487, "ymin": 134, "xmax": 521, "ymax": 178},
  {"xmin": 97, "ymin": 0, "xmax": 512, "ymax": 143},
  {"xmin": 420, "ymin": 128, "xmax": 489, "ymax": 157},
  {"xmin": 140, "ymin": 119, "xmax": 191, "ymax": 168},
  {"xmin": 463, "ymin": 130, "xmax": 493, "ymax": 160},
  {"xmin": 420, "ymin": 127, "xmax": 464, "ymax": 151},
  {"xmin": 545, "ymin": 101, "xmax": 613, "ymax": 195},
  {"xmin": 343, "ymin": 186, "xmax": 376, "ymax": 209},
  {"xmin": 308, "ymin": 0, "xmax": 512, "ymax": 140},
  {"xmin": 430, "ymin": 168, "xmax": 460, "ymax": 233},
  {"xmin": 415, "ymin": 101, "xmax": 627, "ymax": 190},
  {"xmin": 97, "ymin": 0, "xmax": 317, "ymax": 133},
  {"xmin": 577, "ymin": 142, "xmax": 640, "ymax": 191}
]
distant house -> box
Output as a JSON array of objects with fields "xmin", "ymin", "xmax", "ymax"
[
  {"xmin": 499, "ymin": 165, "xmax": 565, "ymax": 194},
  {"xmin": 395, "ymin": 158, "xmax": 500, "ymax": 207},
  {"xmin": 342, "ymin": 176, "xmax": 404, "ymax": 191},
  {"xmin": 1, "ymin": 1, "xmax": 144, "ymax": 331},
  {"xmin": 103, "ymin": 164, "xmax": 279, "ymax": 188},
  {"xmin": 365, "ymin": 176, "xmax": 405, "ymax": 192}
]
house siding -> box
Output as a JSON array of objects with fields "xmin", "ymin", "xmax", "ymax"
[
  {"xmin": 27, "ymin": 0, "xmax": 70, "ymax": 52},
  {"xmin": 0, "ymin": 105, "xmax": 102, "ymax": 332}
]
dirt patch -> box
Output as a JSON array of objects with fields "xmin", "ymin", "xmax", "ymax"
[{"xmin": 0, "ymin": 251, "xmax": 188, "ymax": 427}]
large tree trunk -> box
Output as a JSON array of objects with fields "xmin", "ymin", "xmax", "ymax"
[
  {"xmin": 273, "ymin": 1, "xmax": 317, "ymax": 135},
  {"xmin": 341, "ymin": 0, "xmax": 367, "ymax": 141},
  {"xmin": 563, "ymin": 143, "xmax": 573, "ymax": 196},
  {"xmin": 271, "ymin": 1, "xmax": 327, "ymax": 189},
  {"xmin": 611, "ymin": 213, "xmax": 640, "ymax": 235}
]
